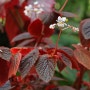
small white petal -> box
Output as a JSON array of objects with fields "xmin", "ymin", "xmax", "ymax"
[
  {"xmin": 34, "ymin": 1, "xmax": 39, "ymax": 5},
  {"xmin": 62, "ymin": 17, "xmax": 66, "ymax": 22},
  {"xmin": 58, "ymin": 16, "xmax": 62, "ymax": 20},
  {"xmin": 24, "ymin": 10, "xmax": 28, "ymax": 15},
  {"xmin": 28, "ymin": 5, "xmax": 33, "ymax": 9},
  {"xmin": 49, "ymin": 24, "xmax": 56, "ymax": 29},
  {"xmin": 34, "ymin": 8, "xmax": 38, "ymax": 11}
]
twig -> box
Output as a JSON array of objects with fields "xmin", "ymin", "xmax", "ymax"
[{"xmin": 59, "ymin": 0, "xmax": 68, "ymax": 12}]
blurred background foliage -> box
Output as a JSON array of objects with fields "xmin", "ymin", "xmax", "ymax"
[
  {"xmin": 52, "ymin": 0, "xmax": 90, "ymax": 48},
  {"xmin": 0, "ymin": 0, "xmax": 90, "ymax": 86},
  {"xmin": 52, "ymin": 0, "xmax": 90, "ymax": 85}
]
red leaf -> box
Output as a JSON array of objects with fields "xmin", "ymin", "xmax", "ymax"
[
  {"xmin": 19, "ymin": 48, "xmax": 39, "ymax": 78},
  {"xmin": 29, "ymin": 66, "xmax": 37, "ymax": 75},
  {"xmin": 18, "ymin": 48, "xmax": 33, "ymax": 56},
  {"xmin": 36, "ymin": 54, "xmax": 56, "ymax": 82},
  {"xmin": 5, "ymin": 8, "xmax": 21, "ymax": 42},
  {"xmin": 28, "ymin": 19, "xmax": 54, "ymax": 37},
  {"xmin": 8, "ymin": 53, "xmax": 22, "ymax": 78},
  {"xmin": 5, "ymin": 2, "xmax": 30, "ymax": 44},
  {"xmin": 45, "ymin": 84, "xmax": 56, "ymax": 90},
  {"xmin": 11, "ymin": 47, "xmax": 33, "ymax": 56},
  {"xmin": 5, "ymin": 0, "xmax": 19, "ymax": 9},
  {"xmin": 74, "ymin": 46, "xmax": 90, "ymax": 69},
  {"xmin": 0, "ymin": 59, "xmax": 10, "ymax": 86},
  {"xmin": 10, "ymin": 48, "xmax": 21, "ymax": 54}
]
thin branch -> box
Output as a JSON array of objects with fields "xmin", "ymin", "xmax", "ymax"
[
  {"xmin": 59, "ymin": 0, "xmax": 68, "ymax": 12},
  {"xmin": 52, "ymin": 29, "xmax": 62, "ymax": 55}
]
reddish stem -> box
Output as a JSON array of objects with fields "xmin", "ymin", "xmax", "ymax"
[
  {"xmin": 52, "ymin": 29, "xmax": 62, "ymax": 55},
  {"xmin": 73, "ymin": 65, "xmax": 85, "ymax": 90},
  {"xmin": 59, "ymin": 0, "xmax": 68, "ymax": 12}
]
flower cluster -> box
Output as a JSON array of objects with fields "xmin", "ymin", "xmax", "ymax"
[
  {"xmin": 49, "ymin": 16, "xmax": 79, "ymax": 32},
  {"xmin": 24, "ymin": 0, "xmax": 55, "ymax": 21},
  {"xmin": 24, "ymin": 1, "xmax": 44, "ymax": 19}
]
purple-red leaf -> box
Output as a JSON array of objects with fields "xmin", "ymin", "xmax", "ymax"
[
  {"xmin": 12, "ymin": 32, "xmax": 32, "ymax": 42},
  {"xmin": 36, "ymin": 54, "xmax": 56, "ymax": 82},
  {"xmin": 17, "ymin": 39, "xmax": 35, "ymax": 47},
  {"xmin": 81, "ymin": 19, "xmax": 90, "ymax": 39},
  {"xmin": 59, "ymin": 49, "xmax": 80, "ymax": 70},
  {"xmin": 0, "ymin": 47, "xmax": 12, "ymax": 61},
  {"xmin": 60, "ymin": 53, "xmax": 72, "ymax": 69},
  {"xmin": 8, "ymin": 53, "xmax": 22, "ymax": 78},
  {"xmin": 57, "ymin": 60, "xmax": 66, "ymax": 71},
  {"xmin": 60, "ymin": 11, "xmax": 78, "ymax": 17},
  {"xmin": 79, "ymin": 19, "xmax": 90, "ymax": 47},
  {"xmin": 74, "ymin": 46, "xmax": 90, "ymax": 69},
  {"xmin": 19, "ymin": 48, "xmax": 39, "ymax": 78},
  {"xmin": 60, "ymin": 47, "xmax": 74, "ymax": 56},
  {"xmin": 0, "ymin": 80, "xmax": 11, "ymax": 90}
]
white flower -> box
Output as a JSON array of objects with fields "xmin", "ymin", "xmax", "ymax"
[
  {"xmin": 49, "ymin": 16, "xmax": 67, "ymax": 29},
  {"xmin": 24, "ymin": 0, "xmax": 55, "ymax": 21},
  {"xmin": 24, "ymin": 5, "xmax": 33, "ymax": 18},
  {"xmin": 72, "ymin": 27, "xmax": 79, "ymax": 32},
  {"xmin": 24, "ymin": 1, "xmax": 44, "ymax": 20},
  {"xmin": 56, "ymin": 16, "xmax": 67, "ymax": 28},
  {"xmin": 49, "ymin": 24, "xmax": 56, "ymax": 29},
  {"xmin": 49, "ymin": 16, "xmax": 79, "ymax": 32},
  {"xmin": 34, "ymin": 1, "xmax": 39, "ymax": 5},
  {"xmin": 57, "ymin": 16, "xmax": 67, "ymax": 23},
  {"xmin": 27, "ymin": 0, "xmax": 55, "ymax": 12}
]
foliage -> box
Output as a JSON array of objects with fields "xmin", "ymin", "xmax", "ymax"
[{"xmin": 0, "ymin": 0, "xmax": 90, "ymax": 90}]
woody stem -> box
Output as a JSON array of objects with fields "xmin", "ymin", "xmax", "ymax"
[
  {"xmin": 53, "ymin": 29, "xmax": 62, "ymax": 55},
  {"xmin": 59, "ymin": 0, "xmax": 68, "ymax": 12}
]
